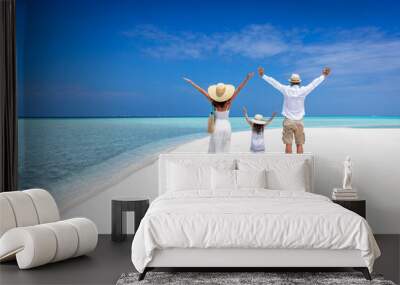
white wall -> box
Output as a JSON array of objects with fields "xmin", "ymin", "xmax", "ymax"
[
  {"xmin": 62, "ymin": 128, "xmax": 400, "ymax": 234},
  {"xmin": 306, "ymin": 129, "xmax": 400, "ymax": 234},
  {"xmin": 62, "ymin": 163, "xmax": 159, "ymax": 234}
]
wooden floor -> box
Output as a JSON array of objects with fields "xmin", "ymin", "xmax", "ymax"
[{"xmin": 0, "ymin": 235, "xmax": 398, "ymax": 285}]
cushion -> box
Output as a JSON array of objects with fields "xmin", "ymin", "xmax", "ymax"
[
  {"xmin": 266, "ymin": 161, "xmax": 308, "ymax": 191},
  {"xmin": 236, "ymin": 169, "xmax": 268, "ymax": 189},
  {"xmin": 167, "ymin": 162, "xmax": 212, "ymax": 191},
  {"xmin": 238, "ymin": 158, "xmax": 311, "ymax": 192},
  {"xmin": 24, "ymin": 189, "xmax": 60, "ymax": 224},
  {"xmin": 0, "ymin": 192, "xmax": 39, "ymax": 227},
  {"xmin": 42, "ymin": 221, "xmax": 79, "ymax": 262},
  {"xmin": 211, "ymin": 159, "xmax": 237, "ymax": 170},
  {"xmin": 0, "ymin": 226, "xmax": 57, "ymax": 269},
  {"xmin": 0, "ymin": 189, "xmax": 60, "ymax": 238},
  {"xmin": 0, "ymin": 196, "xmax": 16, "ymax": 237},
  {"xmin": 0, "ymin": 218, "xmax": 98, "ymax": 269},
  {"xmin": 64, "ymin": 218, "xmax": 98, "ymax": 257},
  {"xmin": 212, "ymin": 168, "xmax": 237, "ymax": 191}
]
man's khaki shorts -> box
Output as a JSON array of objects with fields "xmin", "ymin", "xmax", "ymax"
[{"xmin": 282, "ymin": 117, "xmax": 305, "ymax": 145}]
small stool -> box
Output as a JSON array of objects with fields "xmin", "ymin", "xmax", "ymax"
[{"xmin": 111, "ymin": 198, "xmax": 149, "ymax": 242}]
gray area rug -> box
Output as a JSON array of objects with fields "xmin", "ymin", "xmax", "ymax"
[{"xmin": 116, "ymin": 272, "xmax": 396, "ymax": 285}]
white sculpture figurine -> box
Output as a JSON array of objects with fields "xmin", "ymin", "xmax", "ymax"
[{"xmin": 342, "ymin": 156, "xmax": 353, "ymax": 190}]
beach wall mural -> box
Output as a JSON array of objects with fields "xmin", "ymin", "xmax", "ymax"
[{"xmin": 17, "ymin": 0, "xmax": 400, "ymax": 209}]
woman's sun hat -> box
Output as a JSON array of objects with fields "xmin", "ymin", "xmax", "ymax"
[
  {"xmin": 251, "ymin": 114, "xmax": 267, "ymax": 125},
  {"xmin": 288, "ymin": 73, "xmax": 301, "ymax": 84},
  {"xmin": 208, "ymin": 83, "xmax": 235, "ymax": 102}
]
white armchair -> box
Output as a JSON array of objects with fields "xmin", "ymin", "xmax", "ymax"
[{"xmin": 0, "ymin": 189, "xmax": 98, "ymax": 269}]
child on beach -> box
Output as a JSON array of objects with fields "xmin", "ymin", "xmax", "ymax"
[{"xmin": 243, "ymin": 107, "xmax": 276, "ymax": 152}]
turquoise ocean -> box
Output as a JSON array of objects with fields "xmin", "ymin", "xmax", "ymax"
[{"xmin": 18, "ymin": 116, "xmax": 400, "ymax": 207}]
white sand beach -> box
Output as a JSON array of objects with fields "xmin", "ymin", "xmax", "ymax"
[{"xmin": 62, "ymin": 128, "xmax": 400, "ymax": 234}]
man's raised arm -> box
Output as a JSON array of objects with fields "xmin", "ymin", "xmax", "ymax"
[
  {"xmin": 258, "ymin": 67, "xmax": 285, "ymax": 93},
  {"xmin": 303, "ymin": 67, "xmax": 331, "ymax": 96}
]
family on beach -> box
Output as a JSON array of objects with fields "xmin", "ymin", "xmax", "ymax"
[{"xmin": 183, "ymin": 66, "xmax": 331, "ymax": 154}]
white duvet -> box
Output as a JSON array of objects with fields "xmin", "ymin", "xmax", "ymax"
[{"xmin": 131, "ymin": 190, "xmax": 380, "ymax": 273}]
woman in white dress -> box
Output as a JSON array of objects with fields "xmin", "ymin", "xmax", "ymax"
[{"xmin": 184, "ymin": 73, "xmax": 254, "ymax": 153}]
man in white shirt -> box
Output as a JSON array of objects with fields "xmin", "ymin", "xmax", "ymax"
[{"xmin": 258, "ymin": 67, "xmax": 331, "ymax": 154}]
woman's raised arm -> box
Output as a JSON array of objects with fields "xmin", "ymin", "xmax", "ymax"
[
  {"xmin": 230, "ymin": 72, "xmax": 254, "ymax": 102},
  {"xmin": 183, "ymin": 77, "xmax": 211, "ymax": 101}
]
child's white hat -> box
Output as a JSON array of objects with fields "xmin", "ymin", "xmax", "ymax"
[{"xmin": 251, "ymin": 114, "xmax": 267, "ymax": 125}]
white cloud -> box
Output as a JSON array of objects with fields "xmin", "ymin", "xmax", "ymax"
[
  {"xmin": 123, "ymin": 24, "xmax": 289, "ymax": 59},
  {"xmin": 123, "ymin": 24, "xmax": 216, "ymax": 59},
  {"xmin": 289, "ymin": 29, "xmax": 400, "ymax": 92},
  {"xmin": 218, "ymin": 24, "xmax": 289, "ymax": 58},
  {"xmin": 123, "ymin": 24, "xmax": 400, "ymax": 92},
  {"xmin": 295, "ymin": 38, "xmax": 400, "ymax": 76}
]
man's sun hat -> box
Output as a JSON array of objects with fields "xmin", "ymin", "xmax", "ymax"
[
  {"xmin": 208, "ymin": 83, "xmax": 235, "ymax": 102},
  {"xmin": 288, "ymin": 73, "xmax": 301, "ymax": 84},
  {"xmin": 251, "ymin": 114, "xmax": 267, "ymax": 125}
]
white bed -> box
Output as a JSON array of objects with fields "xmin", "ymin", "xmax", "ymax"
[{"xmin": 131, "ymin": 153, "xmax": 380, "ymax": 280}]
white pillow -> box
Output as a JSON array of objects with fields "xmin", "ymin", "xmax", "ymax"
[
  {"xmin": 212, "ymin": 159, "xmax": 237, "ymax": 171},
  {"xmin": 212, "ymin": 168, "xmax": 237, "ymax": 191},
  {"xmin": 266, "ymin": 161, "xmax": 308, "ymax": 191},
  {"xmin": 236, "ymin": 169, "xmax": 267, "ymax": 189},
  {"xmin": 167, "ymin": 162, "xmax": 212, "ymax": 191}
]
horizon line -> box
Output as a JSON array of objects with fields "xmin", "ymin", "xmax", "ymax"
[{"xmin": 18, "ymin": 115, "xmax": 400, "ymax": 119}]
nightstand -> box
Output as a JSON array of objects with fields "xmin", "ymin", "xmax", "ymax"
[
  {"xmin": 332, "ymin": 199, "xmax": 366, "ymax": 219},
  {"xmin": 111, "ymin": 197, "xmax": 149, "ymax": 242}
]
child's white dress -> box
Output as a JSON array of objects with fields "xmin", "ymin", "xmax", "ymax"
[
  {"xmin": 208, "ymin": 110, "xmax": 231, "ymax": 153},
  {"xmin": 250, "ymin": 129, "xmax": 265, "ymax": 152}
]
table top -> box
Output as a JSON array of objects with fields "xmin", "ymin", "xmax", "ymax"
[
  {"xmin": 112, "ymin": 197, "xmax": 149, "ymax": 202},
  {"xmin": 332, "ymin": 199, "xmax": 365, "ymax": 202}
]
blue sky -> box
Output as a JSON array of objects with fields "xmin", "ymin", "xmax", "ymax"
[{"xmin": 17, "ymin": 0, "xmax": 400, "ymax": 117}]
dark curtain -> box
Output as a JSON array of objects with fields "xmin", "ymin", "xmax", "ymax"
[{"xmin": 0, "ymin": 0, "xmax": 18, "ymax": 192}]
